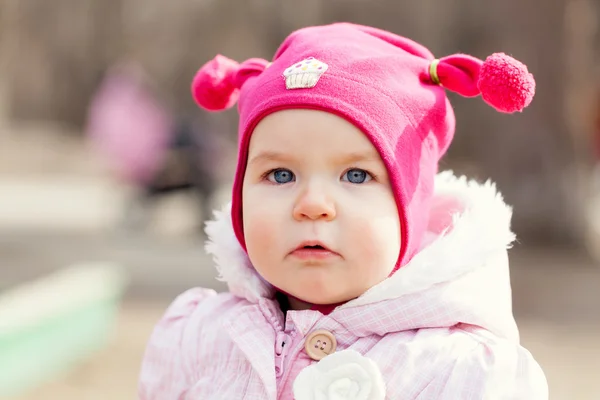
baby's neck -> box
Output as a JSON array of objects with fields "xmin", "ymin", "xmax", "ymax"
[
  {"xmin": 275, "ymin": 292, "xmax": 343, "ymax": 316},
  {"xmin": 275, "ymin": 292, "xmax": 312, "ymax": 314},
  {"xmin": 287, "ymin": 296, "xmax": 312, "ymax": 311}
]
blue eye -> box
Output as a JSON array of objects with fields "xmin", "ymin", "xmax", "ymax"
[
  {"xmin": 343, "ymin": 168, "xmax": 371, "ymax": 184},
  {"xmin": 268, "ymin": 169, "xmax": 295, "ymax": 184}
]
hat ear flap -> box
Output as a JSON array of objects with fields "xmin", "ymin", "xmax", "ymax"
[
  {"xmin": 192, "ymin": 55, "xmax": 270, "ymax": 111},
  {"xmin": 431, "ymin": 53, "xmax": 535, "ymax": 113}
]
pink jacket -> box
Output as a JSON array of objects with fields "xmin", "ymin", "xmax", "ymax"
[{"xmin": 138, "ymin": 172, "xmax": 548, "ymax": 399}]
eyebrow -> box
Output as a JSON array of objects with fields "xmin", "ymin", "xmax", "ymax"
[
  {"xmin": 333, "ymin": 151, "xmax": 381, "ymax": 165},
  {"xmin": 247, "ymin": 151, "xmax": 294, "ymax": 167},
  {"xmin": 247, "ymin": 150, "xmax": 381, "ymax": 167}
]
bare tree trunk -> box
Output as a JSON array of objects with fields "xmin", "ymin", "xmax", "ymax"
[{"xmin": 2, "ymin": 0, "xmax": 124, "ymax": 129}]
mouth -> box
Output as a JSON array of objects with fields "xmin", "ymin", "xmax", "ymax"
[
  {"xmin": 289, "ymin": 241, "xmax": 340, "ymax": 261},
  {"xmin": 295, "ymin": 240, "xmax": 332, "ymax": 251}
]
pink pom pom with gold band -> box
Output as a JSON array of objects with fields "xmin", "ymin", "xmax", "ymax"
[
  {"xmin": 479, "ymin": 53, "xmax": 535, "ymax": 113},
  {"xmin": 429, "ymin": 52, "xmax": 535, "ymax": 113}
]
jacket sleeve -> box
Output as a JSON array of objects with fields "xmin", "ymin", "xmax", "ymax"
[
  {"xmin": 417, "ymin": 339, "xmax": 548, "ymax": 400},
  {"xmin": 138, "ymin": 288, "xmax": 215, "ymax": 400}
]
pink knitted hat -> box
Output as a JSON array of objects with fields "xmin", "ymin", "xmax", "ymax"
[{"xmin": 192, "ymin": 22, "xmax": 535, "ymax": 271}]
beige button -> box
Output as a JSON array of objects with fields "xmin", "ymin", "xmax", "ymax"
[{"xmin": 304, "ymin": 329, "xmax": 337, "ymax": 361}]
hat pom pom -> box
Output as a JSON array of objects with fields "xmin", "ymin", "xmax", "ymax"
[
  {"xmin": 192, "ymin": 55, "xmax": 240, "ymax": 111},
  {"xmin": 478, "ymin": 53, "xmax": 535, "ymax": 113}
]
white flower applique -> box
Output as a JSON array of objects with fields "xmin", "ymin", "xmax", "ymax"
[{"xmin": 293, "ymin": 349, "xmax": 386, "ymax": 400}]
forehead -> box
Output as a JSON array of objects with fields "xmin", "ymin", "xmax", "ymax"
[{"xmin": 249, "ymin": 109, "xmax": 376, "ymax": 155}]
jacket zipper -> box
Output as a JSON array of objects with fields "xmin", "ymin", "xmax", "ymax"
[
  {"xmin": 274, "ymin": 331, "xmax": 291, "ymax": 378},
  {"xmin": 276, "ymin": 330, "xmax": 307, "ymax": 399}
]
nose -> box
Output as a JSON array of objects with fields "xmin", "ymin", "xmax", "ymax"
[{"xmin": 292, "ymin": 182, "xmax": 336, "ymax": 222}]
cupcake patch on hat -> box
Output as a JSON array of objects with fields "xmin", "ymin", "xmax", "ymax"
[{"xmin": 283, "ymin": 57, "xmax": 328, "ymax": 89}]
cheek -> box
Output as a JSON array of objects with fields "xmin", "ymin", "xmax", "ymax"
[
  {"xmin": 242, "ymin": 187, "xmax": 286, "ymax": 272},
  {"xmin": 347, "ymin": 213, "xmax": 401, "ymax": 278},
  {"xmin": 244, "ymin": 219, "xmax": 278, "ymax": 262}
]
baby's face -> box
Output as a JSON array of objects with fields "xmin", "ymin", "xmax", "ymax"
[{"xmin": 242, "ymin": 109, "xmax": 401, "ymax": 306}]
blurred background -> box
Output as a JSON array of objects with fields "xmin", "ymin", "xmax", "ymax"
[{"xmin": 1, "ymin": 0, "xmax": 600, "ymax": 399}]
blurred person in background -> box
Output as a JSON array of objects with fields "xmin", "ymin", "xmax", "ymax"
[
  {"xmin": 138, "ymin": 23, "xmax": 547, "ymax": 399},
  {"xmin": 140, "ymin": 113, "xmax": 222, "ymax": 231},
  {"xmin": 85, "ymin": 60, "xmax": 221, "ymax": 233}
]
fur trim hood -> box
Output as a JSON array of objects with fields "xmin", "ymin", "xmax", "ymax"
[{"xmin": 205, "ymin": 171, "xmax": 519, "ymax": 340}]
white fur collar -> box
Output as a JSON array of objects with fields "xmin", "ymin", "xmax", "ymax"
[{"xmin": 204, "ymin": 171, "xmax": 515, "ymax": 306}]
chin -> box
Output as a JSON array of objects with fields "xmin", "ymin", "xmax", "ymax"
[
  {"xmin": 291, "ymin": 288, "xmax": 355, "ymax": 306},
  {"xmin": 281, "ymin": 271, "xmax": 363, "ymax": 304}
]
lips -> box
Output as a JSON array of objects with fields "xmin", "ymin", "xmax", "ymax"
[
  {"xmin": 294, "ymin": 240, "xmax": 331, "ymax": 251},
  {"xmin": 289, "ymin": 240, "xmax": 340, "ymax": 261}
]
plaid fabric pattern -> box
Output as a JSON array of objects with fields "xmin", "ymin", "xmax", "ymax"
[
  {"xmin": 138, "ymin": 283, "xmax": 547, "ymax": 399},
  {"xmin": 138, "ymin": 175, "xmax": 548, "ymax": 399}
]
